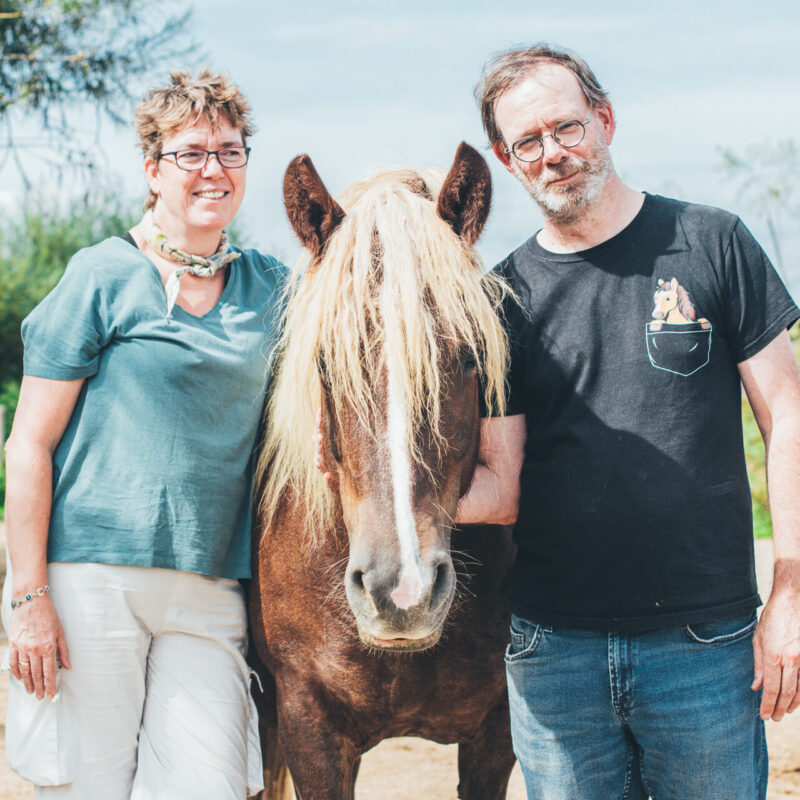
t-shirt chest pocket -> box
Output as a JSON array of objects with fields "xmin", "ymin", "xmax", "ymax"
[{"xmin": 645, "ymin": 277, "xmax": 713, "ymax": 377}]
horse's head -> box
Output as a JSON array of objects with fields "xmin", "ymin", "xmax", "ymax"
[
  {"xmin": 652, "ymin": 277, "xmax": 679, "ymax": 320},
  {"xmin": 262, "ymin": 144, "xmax": 507, "ymax": 652}
]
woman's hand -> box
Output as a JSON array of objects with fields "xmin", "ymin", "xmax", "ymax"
[{"xmin": 9, "ymin": 594, "xmax": 71, "ymax": 700}]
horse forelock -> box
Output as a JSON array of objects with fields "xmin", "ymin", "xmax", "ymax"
[{"xmin": 257, "ymin": 166, "xmax": 510, "ymax": 544}]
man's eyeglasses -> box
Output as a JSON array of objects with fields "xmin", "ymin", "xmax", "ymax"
[
  {"xmin": 158, "ymin": 147, "xmax": 251, "ymax": 171},
  {"xmin": 504, "ymin": 114, "xmax": 592, "ymax": 163}
]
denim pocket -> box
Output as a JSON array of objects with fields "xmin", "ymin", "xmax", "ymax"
[
  {"xmin": 4, "ymin": 665, "xmax": 74, "ymax": 785},
  {"xmin": 684, "ymin": 611, "xmax": 758, "ymax": 645},
  {"xmin": 504, "ymin": 616, "xmax": 549, "ymax": 663}
]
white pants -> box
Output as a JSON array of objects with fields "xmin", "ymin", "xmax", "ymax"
[{"xmin": 2, "ymin": 563, "xmax": 263, "ymax": 799}]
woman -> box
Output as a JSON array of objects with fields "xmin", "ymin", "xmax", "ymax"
[{"xmin": 2, "ymin": 70, "xmax": 285, "ymax": 798}]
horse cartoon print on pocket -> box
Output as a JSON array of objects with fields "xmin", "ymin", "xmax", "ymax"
[{"xmin": 646, "ymin": 277, "xmax": 712, "ymax": 376}]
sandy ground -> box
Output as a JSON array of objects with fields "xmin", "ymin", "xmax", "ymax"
[{"xmin": 0, "ymin": 530, "xmax": 796, "ymax": 799}]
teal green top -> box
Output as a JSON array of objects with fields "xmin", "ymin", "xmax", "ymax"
[{"xmin": 22, "ymin": 236, "xmax": 287, "ymax": 579}]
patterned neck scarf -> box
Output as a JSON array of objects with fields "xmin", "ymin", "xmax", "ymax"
[{"xmin": 140, "ymin": 210, "xmax": 241, "ymax": 317}]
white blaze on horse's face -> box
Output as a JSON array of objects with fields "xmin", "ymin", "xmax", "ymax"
[
  {"xmin": 335, "ymin": 346, "xmax": 478, "ymax": 651},
  {"xmin": 278, "ymin": 143, "xmax": 495, "ymax": 653},
  {"xmin": 385, "ymin": 357, "xmax": 425, "ymax": 612}
]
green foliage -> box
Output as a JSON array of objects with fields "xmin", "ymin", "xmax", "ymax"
[
  {"xmin": 0, "ymin": 378, "xmax": 18, "ymax": 439},
  {"xmin": 0, "ymin": 0, "xmax": 192, "ymax": 119},
  {"xmin": 0, "ymin": 195, "xmax": 137, "ymax": 387},
  {"xmin": 0, "ymin": 0, "xmax": 195, "ymax": 188},
  {"xmin": 0, "ymin": 379, "xmax": 17, "ymax": 518}
]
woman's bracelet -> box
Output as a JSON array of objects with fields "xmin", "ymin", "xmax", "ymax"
[{"xmin": 10, "ymin": 585, "xmax": 50, "ymax": 610}]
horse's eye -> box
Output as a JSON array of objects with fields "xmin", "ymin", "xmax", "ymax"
[
  {"xmin": 460, "ymin": 351, "xmax": 477, "ymax": 371},
  {"xmin": 316, "ymin": 353, "xmax": 328, "ymax": 382},
  {"xmin": 324, "ymin": 404, "xmax": 342, "ymax": 463},
  {"xmin": 329, "ymin": 426, "xmax": 341, "ymax": 463}
]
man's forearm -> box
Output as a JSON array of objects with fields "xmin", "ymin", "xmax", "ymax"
[
  {"xmin": 455, "ymin": 462, "xmax": 519, "ymax": 526},
  {"xmin": 455, "ymin": 414, "xmax": 525, "ymax": 527},
  {"xmin": 765, "ymin": 413, "xmax": 800, "ymax": 593}
]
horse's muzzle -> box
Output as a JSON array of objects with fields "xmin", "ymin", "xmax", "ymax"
[{"xmin": 345, "ymin": 556, "xmax": 456, "ymax": 651}]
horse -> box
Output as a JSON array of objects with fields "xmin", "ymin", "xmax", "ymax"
[
  {"xmin": 249, "ymin": 142, "xmax": 517, "ymax": 800},
  {"xmin": 649, "ymin": 276, "xmax": 710, "ymax": 330}
]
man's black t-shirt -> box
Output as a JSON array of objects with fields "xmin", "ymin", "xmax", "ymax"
[{"xmin": 496, "ymin": 193, "xmax": 799, "ymax": 631}]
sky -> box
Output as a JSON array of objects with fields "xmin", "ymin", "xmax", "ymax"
[{"xmin": 3, "ymin": 0, "xmax": 799, "ymax": 295}]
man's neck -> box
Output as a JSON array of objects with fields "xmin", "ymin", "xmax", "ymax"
[{"xmin": 536, "ymin": 176, "xmax": 645, "ymax": 254}]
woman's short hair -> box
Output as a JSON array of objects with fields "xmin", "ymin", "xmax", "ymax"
[
  {"xmin": 474, "ymin": 44, "xmax": 609, "ymax": 147},
  {"xmin": 135, "ymin": 69, "xmax": 255, "ymax": 210}
]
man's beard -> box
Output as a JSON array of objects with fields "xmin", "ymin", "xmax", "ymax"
[{"xmin": 512, "ymin": 140, "xmax": 612, "ymax": 224}]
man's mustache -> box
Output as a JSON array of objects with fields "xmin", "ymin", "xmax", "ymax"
[{"xmin": 539, "ymin": 159, "xmax": 583, "ymax": 185}]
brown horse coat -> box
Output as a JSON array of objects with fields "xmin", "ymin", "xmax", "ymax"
[{"xmin": 250, "ymin": 144, "xmax": 516, "ymax": 800}]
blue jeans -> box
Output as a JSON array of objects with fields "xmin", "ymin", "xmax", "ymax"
[{"xmin": 505, "ymin": 611, "xmax": 767, "ymax": 800}]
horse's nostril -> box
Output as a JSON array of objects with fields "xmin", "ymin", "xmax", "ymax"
[
  {"xmin": 350, "ymin": 570, "xmax": 365, "ymax": 591},
  {"xmin": 432, "ymin": 560, "xmax": 453, "ymax": 603},
  {"xmin": 435, "ymin": 562, "xmax": 446, "ymax": 587}
]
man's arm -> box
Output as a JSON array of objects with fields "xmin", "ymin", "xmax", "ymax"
[
  {"xmin": 738, "ymin": 330, "xmax": 800, "ymax": 721},
  {"xmin": 455, "ymin": 413, "xmax": 525, "ymax": 526}
]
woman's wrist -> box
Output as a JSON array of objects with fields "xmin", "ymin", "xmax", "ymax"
[
  {"xmin": 11, "ymin": 570, "xmax": 50, "ymax": 598},
  {"xmin": 10, "ymin": 584, "xmax": 50, "ymax": 610}
]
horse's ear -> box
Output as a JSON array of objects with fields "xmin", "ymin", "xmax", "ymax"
[
  {"xmin": 437, "ymin": 142, "xmax": 492, "ymax": 246},
  {"xmin": 283, "ymin": 155, "xmax": 345, "ymax": 260},
  {"xmin": 670, "ymin": 277, "xmax": 678, "ymax": 290}
]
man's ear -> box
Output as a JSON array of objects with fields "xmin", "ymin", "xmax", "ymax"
[
  {"xmin": 594, "ymin": 101, "xmax": 616, "ymax": 145},
  {"xmin": 491, "ymin": 140, "xmax": 518, "ymax": 178},
  {"xmin": 492, "ymin": 140, "xmax": 513, "ymax": 169}
]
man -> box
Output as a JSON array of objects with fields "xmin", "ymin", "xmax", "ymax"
[{"xmin": 456, "ymin": 44, "xmax": 800, "ymax": 799}]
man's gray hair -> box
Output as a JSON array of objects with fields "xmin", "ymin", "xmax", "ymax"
[{"xmin": 474, "ymin": 43, "xmax": 609, "ymax": 146}]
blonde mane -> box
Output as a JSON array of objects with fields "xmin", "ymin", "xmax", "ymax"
[{"xmin": 256, "ymin": 167, "xmax": 510, "ymax": 542}]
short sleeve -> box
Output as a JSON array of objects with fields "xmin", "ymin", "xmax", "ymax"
[
  {"xmin": 22, "ymin": 250, "xmax": 110, "ymax": 380},
  {"xmin": 721, "ymin": 219, "xmax": 799, "ymax": 362}
]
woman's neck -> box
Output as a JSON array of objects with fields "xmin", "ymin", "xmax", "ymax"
[
  {"xmin": 150, "ymin": 208, "xmax": 223, "ymax": 257},
  {"xmin": 127, "ymin": 223, "xmax": 218, "ymax": 281}
]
